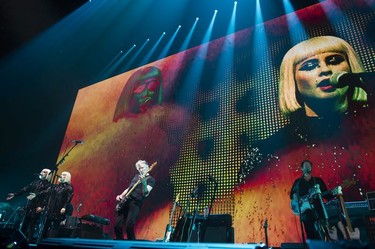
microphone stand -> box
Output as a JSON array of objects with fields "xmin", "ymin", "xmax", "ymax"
[
  {"xmin": 200, "ymin": 178, "xmax": 218, "ymax": 243},
  {"xmin": 187, "ymin": 189, "xmax": 200, "ymax": 243},
  {"xmin": 36, "ymin": 142, "xmax": 80, "ymax": 243},
  {"xmin": 208, "ymin": 179, "xmax": 218, "ymax": 217},
  {"xmin": 295, "ymin": 179, "xmax": 307, "ymax": 249},
  {"xmin": 73, "ymin": 204, "xmax": 82, "ymax": 238},
  {"xmin": 177, "ymin": 197, "xmax": 191, "ymax": 242}
]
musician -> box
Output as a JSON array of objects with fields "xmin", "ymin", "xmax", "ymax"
[
  {"xmin": 114, "ymin": 160, "xmax": 155, "ymax": 240},
  {"xmin": 41, "ymin": 171, "xmax": 74, "ymax": 238},
  {"xmin": 6, "ymin": 168, "xmax": 52, "ymax": 243},
  {"xmin": 290, "ymin": 160, "xmax": 332, "ymax": 240}
]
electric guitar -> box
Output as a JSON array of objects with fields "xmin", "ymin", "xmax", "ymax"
[
  {"xmin": 290, "ymin": 179, "xmax": 356, "ymax": 215},
  {"xmin": 336, "ymin": 186, "xmax": 361, "ymax": 240},
  {"xmin": 291, "ymin": 184, "xmax": 340, "ymax": 215},
  {"xmin": 115, "ymin": 161, "xmax": 157, "ymax": 213},
  {"xmin": 163, "ymin": 193, "xmax": 180, "ymax": 242}
]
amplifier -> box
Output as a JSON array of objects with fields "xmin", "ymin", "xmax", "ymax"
[
  {"xmin": 77, "ymin": 223, "xmax": 104, "ymax": 239},
  {"xmin": 325, "ymin": 200, "xmax": 369, "ymax": 218},
  {"xmin": 325, "ymin": 200, "xmax": 371, "ymax": 243},
  {"xmin": 171, "ymin": 214, "xmax": 234, "ymax": 243}
]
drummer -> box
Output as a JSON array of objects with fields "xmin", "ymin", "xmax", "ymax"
[{"xmin": 6, "ymin": 168, "xmax": 52, "ymax": 243}]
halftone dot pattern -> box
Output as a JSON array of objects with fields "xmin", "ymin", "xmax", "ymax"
[{"xmin": 168, "ymin": 1, "xmax": 375, "ymax": 229}]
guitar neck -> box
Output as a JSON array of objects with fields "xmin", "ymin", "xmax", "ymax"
[
  {"xmin": 338, "ymin": 195, "xmax": 353, "ymax": 232},
  {"xmin": 168, "ymin": 203, "xmax": 177, "ymax": 225},
  {"xmin": 125, "ymin": 178, "xmax": 143, "ymax": 198}
]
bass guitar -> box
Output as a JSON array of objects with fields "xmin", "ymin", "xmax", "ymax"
[
  {"xmin": 115, "ymin": 161, "xmax": 157, "ymax": 213},
  {"xmin": 336, "ymin": 186, "xmax": 360, "ymax": 240},
  {"xmin": 163, "ymin": 193, "xmax": 180, "ymax": 242}
]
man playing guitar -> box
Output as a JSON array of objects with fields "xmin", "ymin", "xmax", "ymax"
[
  {"xmin": 114, "ymin": 160, "xmax": 156, "ymax": 240},
  {"xmin": 290, "ymin": 160, "xmax": 333, "ymax": 240}
]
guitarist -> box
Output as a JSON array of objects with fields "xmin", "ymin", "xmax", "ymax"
[
  {"xmin": 114, "ymin": 160, "xmax": 155, "ymax": 240},
  {"xmin": 290, "ymin": 160, "xmax": 332, "ymax": 240}
]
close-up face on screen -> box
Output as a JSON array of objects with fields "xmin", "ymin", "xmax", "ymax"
[{"xmin": 54, "ymin": 0, "xmax": 374, "ymax": 245}]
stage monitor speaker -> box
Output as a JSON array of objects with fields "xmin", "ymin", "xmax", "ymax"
[
  {"xmin": 78, "ymin": 223, "xmax": 104, "ymax": 239},
  {"xmin": 0, "ymin": 228, "xmax": 29, "ymax": 249},
  {"xmin": 172, "ymin": 214, "xmax": 234, "ymax": 243},
  {"xmin": 203, "ymin": 225, "xmax": 234, "ymax": 243}
]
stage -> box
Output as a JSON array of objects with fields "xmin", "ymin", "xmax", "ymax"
[{"xmin": 30, "ymin": 238, "xmax": 373, "ymax": 249}]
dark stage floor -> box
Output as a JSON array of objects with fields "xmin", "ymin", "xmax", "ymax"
[{"xmin": 27, "ymin": 238, "xmax": 373, "ymax": 249}]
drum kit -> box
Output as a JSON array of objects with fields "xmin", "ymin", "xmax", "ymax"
[{"xmin": 0, "ymin": 202, "xmax": 24, "ymax": 230}]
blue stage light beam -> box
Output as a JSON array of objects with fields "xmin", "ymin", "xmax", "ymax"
[
  {"xmin": 318, "ymin": 0, "xmax": 351, "ymax": 36},
  {"xmin": 157, "ymin": 25, "xmax": 182, "ymax": 60},
  {"xmin": 214, "ymin": 0, "xmax": 237, "ymax": 80},
  {"xmin": 282, "ymin": 0, "xmax": 308, "ymax": 45},
  {"xmin": 139, "ymin": 32, "xmax": 166, "ymax": 66},
  {"xmin": 174, "ymin": 10, "xmax": 218, "ymax": 104},
  {"xmin": 179, "ymin": 18, "xmax": 199, "ymax": 52},
  {"xmin": 248, "ymin": 0, "xmax": 271, "ymax": 75},
  {"xmin": 99, "ymin": 44, "xmax": 136, "ymax": 79},
  {"xmin": 121, "ymin": 39, "xmax": 150, "ymax": 72}
]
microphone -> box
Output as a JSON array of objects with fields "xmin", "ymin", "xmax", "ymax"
[
  {"xmin": 72, "ymin": 140, "xmax": 84, "ymax": 144},
  {"xmin": 330, "ymin": 71, "xmax": 375, "ymax": 88},
  {"xmin": 77, "ymin": 203, "xmax": 82, "ymax": 212}
]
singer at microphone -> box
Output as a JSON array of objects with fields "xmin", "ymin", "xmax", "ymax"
[
  {"xmin": 279, "ymin": 36, "xmax": 368, "ymax": 119},
  {"xmin": 5, "ymin": 168, "xmax": 52, "ymax": 243}
]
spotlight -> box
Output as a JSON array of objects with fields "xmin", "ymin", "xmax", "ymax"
[
  {"xmin": 163, "ymin": 32, "xmax": 166, "ymax": 35},
  {"xmin": 196, "ymin": 17, "xmax": 199, "ymax": 21},
  {"xmin": 215, "ymin": 10, "xmax": 218, "ymax": 13},
  {"xmin": 147, "ymin": 39, "xmax": 150, "ymax": 41},
  {"xmin": 133, "ymin": 44, "xmax": 136, "ymax": 47},
  {"xmin": 178, "ymin": 25, "xmax": 181, "ymax": 28},
  {"xmin": 120, "ymin": 50, "xmax": 123, "ymax": 53},
  {"xmin": 234, "ymin": 1, "xmax": 237, "ymax": 5}
]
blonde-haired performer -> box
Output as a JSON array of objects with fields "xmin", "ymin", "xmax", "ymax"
[
  {"xmin": 6, "ymin": 168, "xmax": 52, "ymax": 243},
  {"xmin": 279, "ymin": 35, "xmax": 367, "ymax": 117},
  {"xmin": 239, "ymin": 36, "xmax": 370, "ymax": 182},
  {"xmin": 114, "ymin": 160, "xmax": 155, "ymax": 240},
  {"xmin": 42, "ymin": 171, "xmax": 74, "ymax": 239}
]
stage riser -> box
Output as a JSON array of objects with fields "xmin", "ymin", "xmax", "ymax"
[{"xmin": 36, "ymin": 238, "xmax": 263, "ymax": 249}]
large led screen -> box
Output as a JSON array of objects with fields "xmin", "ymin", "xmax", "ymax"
[{"xmin": 57, "ymin": 0, "xmax": 375, "ymax": 245}]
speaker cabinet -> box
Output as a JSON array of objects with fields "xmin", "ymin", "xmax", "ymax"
[
  {"xmin": 172, "ymin": 214, "xmax": 234, "ymax": 243},
  {"xmin": 204, "ymin": 225, "xmax": 234, "ymax": 243},
  {"xmin": 78, "ymin": 223, "xmax": 104, "ymax": 239}
]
